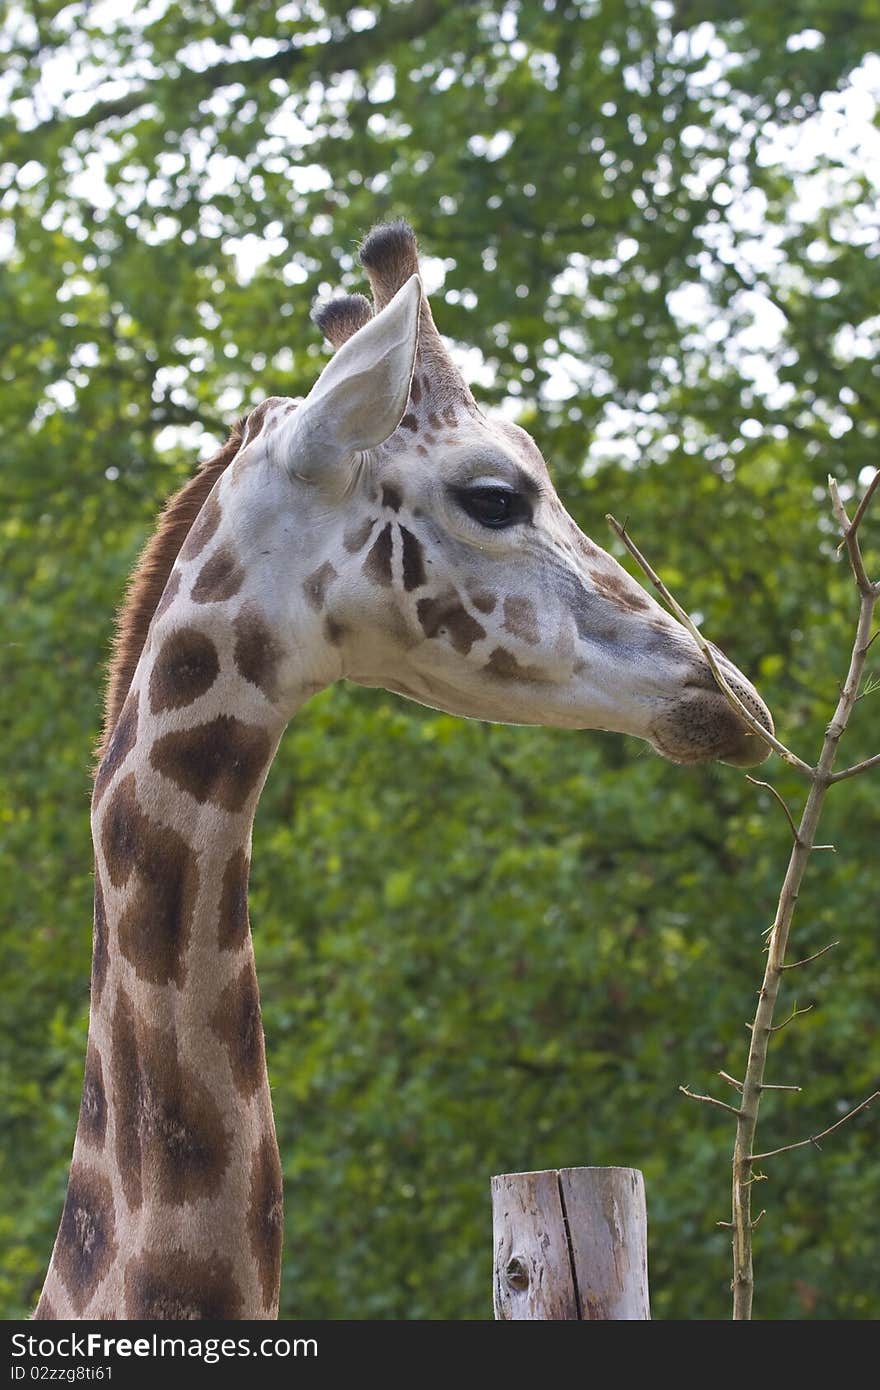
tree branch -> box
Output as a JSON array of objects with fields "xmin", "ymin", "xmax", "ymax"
[{"xmin": 749, "ymin": 1091, "xmax": 880, "ymax": 1162}]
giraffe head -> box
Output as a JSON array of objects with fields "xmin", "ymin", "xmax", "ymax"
[{"xmin": 209, "ymin": 222, "xmax": 772, "ymax": 767}]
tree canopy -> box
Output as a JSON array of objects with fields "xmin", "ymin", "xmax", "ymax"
[{"xmin": 1, "ymin": 0, "xmax": 878, "ymax": 1319}]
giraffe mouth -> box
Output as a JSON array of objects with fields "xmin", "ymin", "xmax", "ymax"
[{"xmin": 649, "ymin": 679, "xmax": 774, "ymax": 767}]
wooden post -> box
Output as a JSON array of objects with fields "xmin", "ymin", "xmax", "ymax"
[{"xmin": 491, "ymin": 1167, "xmax": 650, "ymax": 1319}]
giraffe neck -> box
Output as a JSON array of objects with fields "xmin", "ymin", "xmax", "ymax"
[{"xmin": 36, "ymin": 593, "xmax": 295, "ymax": 1320}]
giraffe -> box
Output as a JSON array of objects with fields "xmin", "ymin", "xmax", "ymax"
[{"xmin": 34, "ymin": 221, "xmax": 773, "ymax": 1320}]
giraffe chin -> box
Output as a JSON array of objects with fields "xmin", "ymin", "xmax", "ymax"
[{"xmin": 648, "ymin": 696, "xmax": 774, "ymax": 768}]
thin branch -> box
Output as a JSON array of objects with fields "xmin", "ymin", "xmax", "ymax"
[
  {"xmin": 745, "ymin": 776, "xmax": 799, "ymax": 841},
  {"xmin": 758, "ymin": 1083, "xmax": 802, "ymax": 1092},
  {"xmin": 829, "ymin": 472, "xmax": 878, "ymax": 598},
  {"xmin": 780, "ymin": 942, "xmax": 839, "ymax": 971},
  {"xmin": 767, "ymin": 1002, "xmax": 813, "ymax": 1033},
  {"xmin": 749, "ymin": 1091, "xmax": 880, "ymax": 1162},
  {"xmin": 679, "ymin": 1085, "xmax": 741, "ymax": 1118},
  {"xmin": 606, "ymin": 513, "xmax": 814, "ymax": 776},
  {"xmin": 719, "ymin": 1071, "xmax": 744, "ymax": 1092},
  {"xmin": 846, "ymin": 469, "xmax": 880, "ymax": 544},
  {"xmin": 829, "ymin": 751, "xmax": 880, "ymax": 784}
]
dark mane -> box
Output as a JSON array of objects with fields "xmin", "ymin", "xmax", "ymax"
[{"xmin": 97, "ymin": 421, "xmax": 245, "ymax": 761}]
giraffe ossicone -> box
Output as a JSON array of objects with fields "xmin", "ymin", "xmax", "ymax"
[{"xmin": 35, "ymin": 220, "xmax": 773, "ymax": 1320}]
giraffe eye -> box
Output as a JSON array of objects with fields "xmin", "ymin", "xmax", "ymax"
[{"xmin": 454, "ymin": 486, "xmax": 531, "ymax": 529}]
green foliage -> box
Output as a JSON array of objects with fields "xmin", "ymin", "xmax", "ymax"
[{"xmin": 1, "ymin": 0, "xmax": 878, "ymax": 1320}]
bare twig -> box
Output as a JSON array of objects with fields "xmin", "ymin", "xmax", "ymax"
[
  {"xmin": 719, "ymin": 1071, "xmax": 744, "ymax": 1092},
  {"xmin": 679, "ymin": 1085, "xmax": 741, "ymax": 1118},
  {"xmin": 606, "ymin": 514, "xmax": 814, "ymax": 776},
  {"xmin": 829, "ymin": 470, "xmax": 879, "ymax": 597},
  {"xmin": 829, "ymin": 751, "xmax": 880, "ymax": 784},
  {"xmin": 780, "ymin": 942, "xmax": 839, "ymax": 971},
  {"xmin": 745, "ymin": 776, "xmax": 799, "ymax": 841},
  {"xmin": 749, "ymin": 1092, "xmax": 880, "ymax": 1162},
  {"xmin": 767, "ymin": 1002, "xmax": 813, "ymax": 1033}
]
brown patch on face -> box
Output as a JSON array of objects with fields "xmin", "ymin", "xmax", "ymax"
[
  {"xmin": 242, "ymin": 399, "xmax": 273, "ymax": 444},
  {"xmin": 210, "ymin": 961, "xmax": 265, "ymax": 1097},
  {"xmin": 180, "ymin": 490, "xmax": 222, "ymax": 562},
  {"xmin": 442, "ymin": 407, "xmax": 458, "ymax": 427},
  {"xmin": 149, "ymin": 628, "xmax": 220, "ymax": 714},
  {"xmin": 91, "ymin": 872, "xmax": 109, "ymax": 1003},
  {"xmin": 191, "ymin": 546, "xmax": 244, "ymax": 605},
  {"xmin": 573, "ymin": 529, "xmax": 600, "ymax": 560},
  {"xmin": 150, "ymin": 716, "xmax": 271, "ymax": 813},
  {"xmin": 154, "ymin": 569, "xmax": 182, "ymax": 623},
  {"xmin": 79, "ymin": 1042, "xmax": 107, "ymax": 1148},
  {"xmin": 218, "ymin": 848, "xmax": 250, "ymax": 951},
  {"xmin": 364, "ymin": 522, "xmax": 393, "ymax": 586},
  {"xmin": 344, "ymin": 517, "xmax": 375, "ymax": 553},
  {"xmin": 467, "ymin": 586, "xmax": 497, "ymax": 614},
  {"xmin": 248, "ymin": 1136, "xmax": 284, "ymax": 1311},
  {"xmin": 486, "ymin": 647, "xmax": 532, "ymax": 681},
  {"xmin": 234, "ymin": 607, "xmax": 282, "ymax": 699},
  {"xmin": 416, "ymin": 593, "xmax": 486, "ymax": 655},
  {"xmin": 426, "ymin": 411, "xmax": 440, "ymax": 429},
  {"xmin": 416, "ymin": 444, "xmax": 428, "ymax": 458},
  {"xmin": 101, "ymin": 774, "xmax": 199, "ymax": 986},
  {"xmin": 125, "ymin": 1248, "xmax": 243, "ymax": 1321},
  {"xmin": 93, "ymin": 690, "xmax": 139, "ymax": 807},
  {"xmin": 303, "ymin": 560, "xmax": 337, "ymax": 613},
  {"xmin": 111, "ymin": 989, "xmax": 232, "ymax": 1210},
  {"xmin": 503, "ymin": 595, "xmax": 540, "ymax": 645},
  {"xmin": 400, "ymin": 413, "xmax": 418, "ymax": 432},
  {"xmin": 381, "ymin": 484, "xmax": 402, "ymax": 512},
  {"xmin": 400, "ymin": 526, "xmax": 427, "ymax": 591},
  {"xmin": 54, "ymin": 1163, "xmax": 117, "ymax": 1315},
  {"xmin": 324, "ymin": 616, "xmax": 345, "ymax": 645},
  {"xmin": 409, "ymin": 376, "xmax": 422, "ymax": 406},
  {"xmin": 422, "ymin": 430, "xmax": 436, "ymax": 446},
  {"xmin": 590, "ymin": 567, "xmax": 650, "ymax": 612}
]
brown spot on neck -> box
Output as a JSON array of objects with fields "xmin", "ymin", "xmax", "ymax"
[
  {"xmin": 111, "ymin": 988, "xmax": 233, "ymax": 1211},
  {"xmin": 149, "ymin": 628, "xmax": 220, "ymax": 714},
  {"xmin": 234, "ymin": 607, "xmax": 282, "ymax": 699},
  {"xmin": 210, "ymin": 961, "xmax": 266, "ymax": 1097},
  {"xmin": 79, "ymin": 1042, "xmax": 107, "ymax": 1149},
  {"xmin": 125, "ymin": 1248, "xmax": 243, "ymax": 1320},
  {"xmin": 248, "ymin": 1137, "xmax": 284, "ymax": 1311},
  {"xmin": 100, "ymin": 773, "xmax": 199, "ymax": 987},
  {"xmin": 54, "ymin": 1164, "xmax": 117, "ymax": 1314},
  {"xmin": 191, "ymin": 546, "xmax": 244, "ymax": 605},
  {"xmin": 93, "ymin": 690, "xmax": 139, "ymax": 808},
  {"xmin": 150, "ymin": 715, "xmax": 272, "ymax": 812},
  {"xmin": 218, "ymin": 849, "xmax": 250, "ymax": 951}
]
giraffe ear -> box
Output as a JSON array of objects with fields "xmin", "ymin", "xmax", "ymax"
[{"xmin": 282, "ymin": 274, "xmax": 421, "ymax": 482}]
